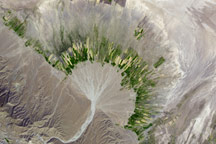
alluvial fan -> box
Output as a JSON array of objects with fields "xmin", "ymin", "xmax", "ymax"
[{"xmin": 1, "ymin": 0, "xmax": 215, "ymax": 144}]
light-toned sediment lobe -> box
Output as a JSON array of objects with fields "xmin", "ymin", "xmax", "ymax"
[
  {"xmin": 67, "ymin": 62, "xmax": 136, "ymax": 143},
  {"xmin": 44, "ymin": 61, "xmax": 137, "ymax": 143}
]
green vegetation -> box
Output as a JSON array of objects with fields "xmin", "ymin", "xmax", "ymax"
[
  {"xmin": 168, "ymin": 135, "xmax": 176, "ymax": 144},
  {"xmin": 3, "ymin": 11, "xmax": 166, "ymax": 142},
  {"xmin": 3, "ymin": 10, "xmax": 26, "ymax": 38},
  {"xmin": 4, "ymin": 138, "xmax": 9, "ymax": 143},
  {"xmin": 207, "ymin": 130, "xmax": 216, "ymax": 144},
  {"xmin": 154, "ymin": 57, "xmax": 165, "ymax": 68},
  {"xmin": 134, "ymin": 28, "xmax": 145, "ymax": 40}
]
